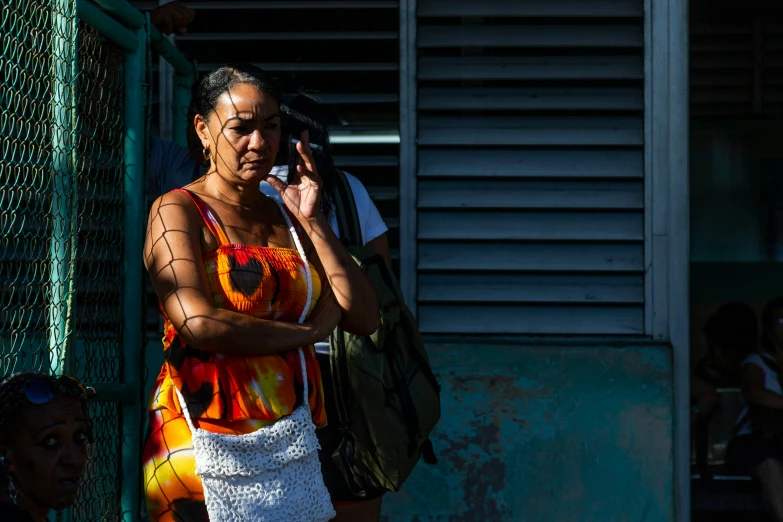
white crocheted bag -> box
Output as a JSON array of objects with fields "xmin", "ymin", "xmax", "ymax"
[{"xmin": 174, "ymin": 200, "xmax": 335, "ymax": 522}]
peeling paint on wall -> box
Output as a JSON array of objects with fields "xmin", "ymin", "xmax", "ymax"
[{"xmin": 382, "ymin": 343, "xmax": 673, "ymax": 522}]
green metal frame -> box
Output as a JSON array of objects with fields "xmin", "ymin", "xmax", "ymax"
[
  {"xmin": 50, "ymin": 4, "xmax": 78, "ymax": 522},
  {"xmin": 49, "ymin": 0, "xmax": 78, "ymax": 379},
  {"xmin": 64, "ymin": 1, "xmax": 197, "ymax": 520},
  {"xmin": 120, "ymin": 20, "xmax": 146, "ymax": 522}
]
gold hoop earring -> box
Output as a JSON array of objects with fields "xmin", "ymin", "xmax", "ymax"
[{"xmin": 202, "ymin": 147, "xmax": 211, "ymax": 162}]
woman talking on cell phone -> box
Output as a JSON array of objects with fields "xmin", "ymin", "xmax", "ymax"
[{"xmin": 141, "ymin": 63, "xmax": 378, "ymax": 522}]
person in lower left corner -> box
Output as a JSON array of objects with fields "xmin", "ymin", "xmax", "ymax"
[{"xmin": 0, "ymin": 372, "xmax": 95, "ymax": 522}]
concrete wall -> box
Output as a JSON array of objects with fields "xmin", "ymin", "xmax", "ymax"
[{"xmin": 383, "ymin": 342, "xmax": 673, "ymax": 522}]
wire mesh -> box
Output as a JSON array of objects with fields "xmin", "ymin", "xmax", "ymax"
[
  {"xmin": 0, "ymin": 0, "xmax": 75, "ymax": 375},
  {"xmin": 69, "ymin": 20, "xmax": 126, "ymax": 522},
  {"xmin": 1, "ymin": 1, "xmax": 126, "ymax": 520}
]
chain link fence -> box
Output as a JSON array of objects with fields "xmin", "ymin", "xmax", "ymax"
[
  {"xmin": 70, "ymin": 19, "xmax": 127, "ymax": 522},
  {"xmin": 1, "ymin": 1, "xmax": 130, "ymax": 520}
]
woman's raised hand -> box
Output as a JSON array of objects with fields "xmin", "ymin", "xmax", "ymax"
[{"xmin": 264, "ymin": 130, "xmax": 323, "ymax": 224}]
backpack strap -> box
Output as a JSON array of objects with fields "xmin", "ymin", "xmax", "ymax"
[
  {"xmin": 328, "ymin": 168, "xmax": 363, "ymax": 446},
  {"xmin": 331, "ymin": 169, "xmax": 363, "ymax": 246}
]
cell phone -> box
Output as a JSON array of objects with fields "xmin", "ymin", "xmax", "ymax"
[{"xmin": 290, "ymin": 137, "xmax": 323, "ymax": 152}]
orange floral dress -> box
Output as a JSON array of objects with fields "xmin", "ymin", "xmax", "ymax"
[{"xmin": 142, "ymin": 189, "xmax": 325, "ymax": 522}]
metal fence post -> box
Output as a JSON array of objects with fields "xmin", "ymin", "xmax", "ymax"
[
  {"xmin": 48, "ymin": 0, "xmax": 78, "ymax": 377},
  {"xmin": 121, "ymin": 22, "xmax": 146, "ymax": 522}
]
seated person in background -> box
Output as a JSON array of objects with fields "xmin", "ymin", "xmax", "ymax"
[
  {"xmin": 691, "ymin": 301, "xmax": 758, "ymax": 425},
  {"xmin": 726, "ymin": 296, "xmax": 783, "ymax": 522},
  {"xmin": 0, "ymin": 373, "xmax": 94, "ymax": 522}
]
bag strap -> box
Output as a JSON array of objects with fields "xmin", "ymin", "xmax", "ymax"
[
  {"xmin": 175, "ymin": 188, "xmax": 231, "ymax": 247},
  {"xmin": 174, "ymin": 385, "xmax": 198, "ymax": 433},
  {"xmin": 331, "ymin": 169, "xmax": 362, "ymax": 246},
  {"xmin": 328, "ymin": 169, "xmax": 362, "ymax": 433},
  {"xmin": 275, "ymin": 199, "xmax": 312, "ymax": 400},
  {"xmin": 275, "ymin": 200, "xmax": 313, "ymax": 327},
  {"xmin": 175, "ymin": 199, "xmax": 313, "ymax": 432}
]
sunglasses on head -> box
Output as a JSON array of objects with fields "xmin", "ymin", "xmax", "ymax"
[
  {"xmin": 21, "ymin": 376, "xmax": 95, "ymax": 405},
  {"xmin": 0, "ymin": 375, "xmax": 96, "ymax": 405}
]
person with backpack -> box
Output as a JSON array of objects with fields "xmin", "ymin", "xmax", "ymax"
[
  {"xmin": 726, "ymin": 297, "xmax": 783, "ymax": 522},
  {"xmin": 262, "ymin": 94, "xmax": 441, "ymax": 521}
]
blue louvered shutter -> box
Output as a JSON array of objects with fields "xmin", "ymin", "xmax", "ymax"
[{"xmin": 414, "ymin": 0, "xmax": 646, "ymax": 335}]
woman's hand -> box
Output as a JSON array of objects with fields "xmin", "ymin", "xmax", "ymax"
[
  {"xmin": 305, "ymin": 290, "xmax": 342, "ymax": 342},
  {"xmin": 265, "ymin": 130, "xmax": 323, "ymax": 225}
]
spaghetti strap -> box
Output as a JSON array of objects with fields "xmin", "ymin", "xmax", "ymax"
[{"xmin": 175, "ymin": 188, "xmax": 231, "ymax": 247}]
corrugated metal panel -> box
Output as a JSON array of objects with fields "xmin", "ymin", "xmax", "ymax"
[
  {"xmin": 418, "ymin": 25, "xmax": 643, "ymax": 48},
  {"xmin": 418, "ymin": 212, "xmax": 643, "ymax": 241},
  {"xmin": 418, "ymin": 304, "xmax": 644, "ymax": 334},
  {"xmin": 419, "ymin": 56, "xmax": 644, "ymax": 80},
  {"xmin": 416, "ymin": 0, "xmax": 645, "ymax": 335},
  {"xmin": 419, "ymin": 149, "xmax": 643, "ymax": 178},
  {"xmin": 419, "ymin": 87, "xmax": 644, "ymax": 110},
  {"xmin": 419, "ymin": 116, "xmax": 643, "ymax": 146},
  {"xmin": 419, "ymin": 180, "xmax": 643, "ymax": 209},
  {"xmin": 418, "ymin": 0, "xmax": 643, "ymax": 17},
  {"xmin": 419, "ymin": 274, "xmax": 644, "ymax": 303},
  {"xmin": 418, "ymin": 243, "xmax": 643, "ymax": 271}
]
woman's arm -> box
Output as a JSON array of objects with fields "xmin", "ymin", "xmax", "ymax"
[
  {"xmin": 144, "ymin": 191, "xmax": 340, "ymax": 354},
  {"xmin": 366, "ymin": 233, "xmax": 392, "ymax": 267},
  {"xmin": 741, "ymin": 363, "xmax": 783, "ymax": 409},
  {"xmin": 266, "ymin": 132, "xmax": 379, "ymax": 336},
  {"xmin": 298, "ymin": 216, "xmax": 380, "ymax": 335}
]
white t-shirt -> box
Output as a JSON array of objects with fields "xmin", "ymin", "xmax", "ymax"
[
  {"xmin": 260, "ymin": 166, "xmax": 388, "ymax": 245},
  {"xmin": 734, "ymin": 352, "xmax": 783, "ymax": 436}
]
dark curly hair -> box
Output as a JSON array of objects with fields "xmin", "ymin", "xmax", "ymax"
[{"xmin": 0, "ymin": 372, "xmax": 93, "ymax": 445}]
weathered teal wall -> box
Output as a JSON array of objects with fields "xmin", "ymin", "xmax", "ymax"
[{"xmin": 383, "ymin": 342, "xmax": 673, "ymax": 522}]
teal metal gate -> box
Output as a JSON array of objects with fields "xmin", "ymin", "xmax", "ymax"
[{"xmin": 0, "ymin": 0, "xmax": 195, "ymax": 519}]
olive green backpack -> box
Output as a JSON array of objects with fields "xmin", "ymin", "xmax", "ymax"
[{"xmin": 328, "ymin": 169, "xmax": 441, "ymax": 495}]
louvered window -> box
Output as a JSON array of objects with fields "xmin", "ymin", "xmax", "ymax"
[{"xmin": 411, "ymin": 0, "xmax": 646, "ymax": 335}]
